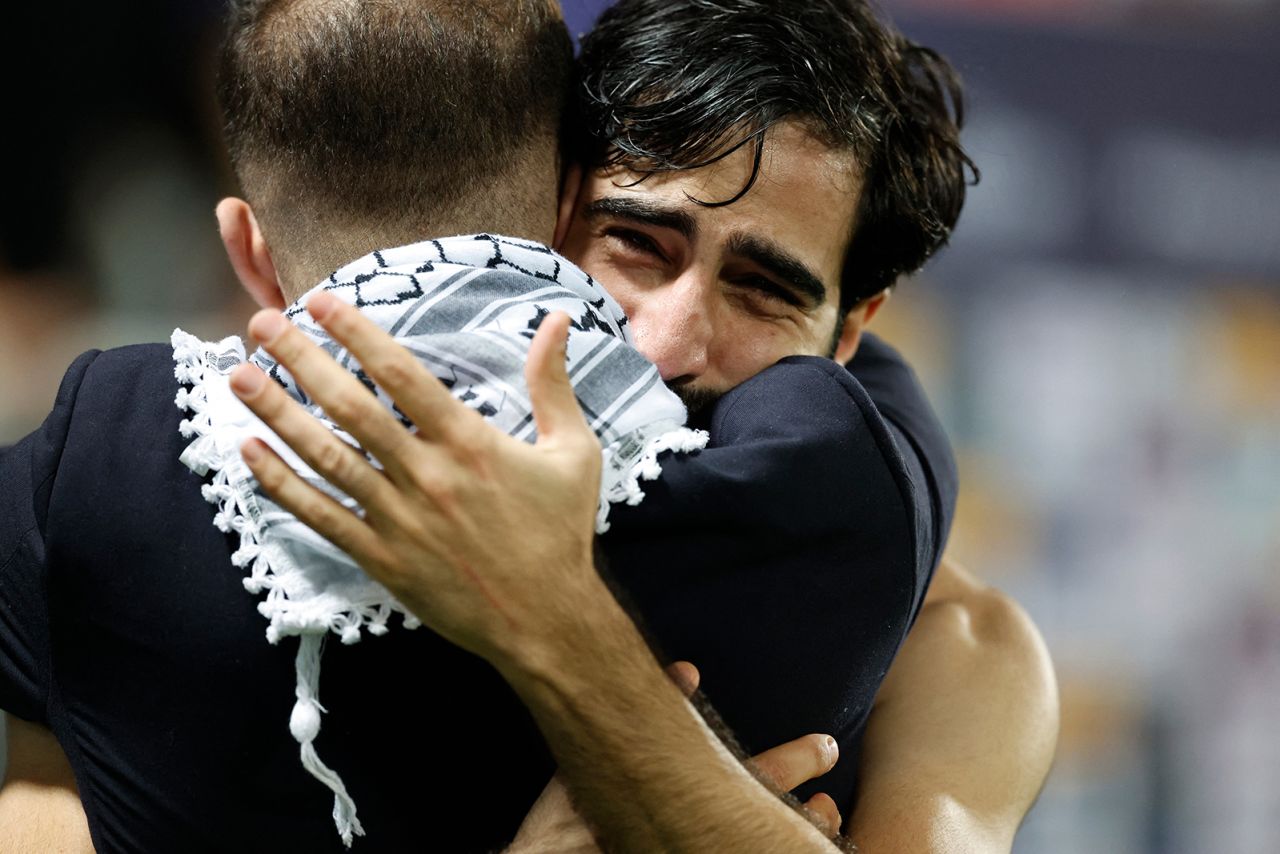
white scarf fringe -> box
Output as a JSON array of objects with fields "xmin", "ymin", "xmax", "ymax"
[{"xmin": 172, "ymin": 236, "xmax": 706, "ymax": 845}]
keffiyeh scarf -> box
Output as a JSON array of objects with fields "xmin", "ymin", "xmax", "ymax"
[{"xmin": 172, "ymin": 234, "xmax": 706, "ymax": 846}]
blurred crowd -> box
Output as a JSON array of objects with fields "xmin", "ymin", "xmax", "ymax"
[{"xmin": 2, "ymin": 2, "xmax": 1277, "ymax": 852}]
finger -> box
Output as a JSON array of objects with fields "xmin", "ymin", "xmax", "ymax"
[
  {"xmin": 750, "ymin": 734, "xmax": 838, "ymax": 793},
  {"xmin": 231, "ymin": 363, "xmax": 402, "ymax": 510},
  {"xmin": 525, "ymin": 312, "xmax": 591, "ymax": 447},
  {"xmin": 664, "ymin": 661, "xmax": 701, "ymax": 698},
  {"xmin": 304, "ymin": 292, "xmax": 465, "ymax": 441},
  {"xmin": 802, "ymin": 792, "xmax": 842, "ymax": 838},
  {"xmin": 246, "ymin": 308, "xmax": 419, "ymax": 480},
  {"xmin": 240, "ymin": 437, "xmax": 391, "ymax": 573}
]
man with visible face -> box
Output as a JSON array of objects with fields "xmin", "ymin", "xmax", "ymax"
[
  {"xmin": 560, "ymin": 122, "xmax": 879, "ymax": 408},
  {"xmin": 511, "ymin": 3, "xmax": 1026, "ymax": 842},
  {"xmin": 0, "ymin": 0, "xmax": 1056, "ymax": 851},
  {"xmin": 554, "ymin": 0, "xmax": 975, "ymax": 397}
]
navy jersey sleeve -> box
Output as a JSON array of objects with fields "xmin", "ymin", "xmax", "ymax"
[
  {"xmin": 0, "ymin": 350, "xmax": 100, "ymax": 723},
  {"xmin": 600, "ymin": 351, "xmax": 946, "ymax": 807},
  {"xmin": 848, "ymin": 333, "xmax": 958, "ymax": 616}
]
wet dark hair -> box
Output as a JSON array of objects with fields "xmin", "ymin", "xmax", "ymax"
[
  {"xmin": 574, "ymin": 0, "xmax": 978, "ymax": 311},
  {"xmin": 217, "ymin": 0, "xmax": 572, "ymax": 276}
]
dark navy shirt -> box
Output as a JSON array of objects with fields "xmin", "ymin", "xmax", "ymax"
[{"xmin": 0, "ymin": 334, "xmax": 955, "ymax": 852}]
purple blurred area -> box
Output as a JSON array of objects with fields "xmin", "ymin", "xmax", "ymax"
[
  {"xmin": 1, "ymin": 3, "xmax": 1277, "ymax": 852},
  {"xmin": 562, "ymin": 0, "xmax": 611, "ymax": 43}
]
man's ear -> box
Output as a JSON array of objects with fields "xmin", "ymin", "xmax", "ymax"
[
  {"xmin": 833, "ymin": 289, "xmax": 890, "ymax": 365},
  {"xmin": 553, "ymin": 163, "xmax": 585, "ymax": 251},
  {"xmin": 216, "ymin": 197, "xmax": 286, "ymax": 309}
]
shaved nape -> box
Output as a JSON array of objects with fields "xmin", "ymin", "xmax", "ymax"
[{"xmin": 218, "ymin": 0, "xmax": 572, "ymax": 293}]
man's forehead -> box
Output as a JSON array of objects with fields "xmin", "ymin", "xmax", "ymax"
[{"xmin": 592, "ymin": 121, "xmax": 862, "ymax": 202}]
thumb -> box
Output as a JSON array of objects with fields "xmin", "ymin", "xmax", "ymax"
[{"xmin": 526, "ymin": 312, "xmax": 589, "ymax": 446}]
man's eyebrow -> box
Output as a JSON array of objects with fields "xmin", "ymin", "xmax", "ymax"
[
  {"xmin": 727, "ymin": 233, "xmax": 829, "ymax": 310},
  {"xmin": 583, "ymin": 197, "xmax": 698, "ymax": 241}
]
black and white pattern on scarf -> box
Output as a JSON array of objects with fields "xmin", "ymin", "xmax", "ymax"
[{"xmin": 172, "ymin": 234, "xmax": 706, "ymax": 846}]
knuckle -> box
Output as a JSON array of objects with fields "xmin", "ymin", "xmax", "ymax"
[
  {"xmin": 255, "ymin": 382, "xmax": 283, "ymax": 414},
  {"xmin": 303, "ymin": 495, "xmax": 335, "ymax": 529},
  {"xmin": 271, "ymin": 325, "xmax": 304, "ymax": 360},
  {"xmin": 454, "ymin": 426, "xmax": 486, "ymax": 458},
  {"xmin": 300, "ymin": 496, "xmax": 354, "ymax": 549},
  {"xmin": 373, "ymin": 355, "xmax": 413, "ymax": 389},
  {"xmin": 324, "ymin": 392, "xmax": 362, "ymax": 426},
  {"xmin": 407, "ymin": 463, "xmax": 444, "ymax": 501},
  {"xmin": 417, "ymin": 473, "xmax": 458, "ymax": 511},
  {"xmin": 326, "ymin": 300, "xmax": 355, "ymax": 329},
  {"xmin": 244, "ymin": 378, "xmax": 283, "ymax": 417},
  {"xmin": 312, "ymin": 439, "xmax": 351, "ymax": 478},
  {"xmin": 443, "ymin": 423, "xmax": 488, "ymax": 469},
  {"xmin": 254, "ymin": 462, "xmax": 285, "ymax": 494}
]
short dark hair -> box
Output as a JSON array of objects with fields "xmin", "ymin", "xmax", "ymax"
[
  {"xmin": 218, "ymin": 0, "xmax": 572, "ymax": 278},
  {"xmin": 573, "ymin": 0, "xmax": 977, "ymax": 312}
]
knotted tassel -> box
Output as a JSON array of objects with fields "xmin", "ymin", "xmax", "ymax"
[{"xmin": 291, "ymin": 634, "xmax": 364, "ymax": 847}]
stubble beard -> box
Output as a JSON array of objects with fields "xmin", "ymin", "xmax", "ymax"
[{"xmin": 671, "ymin": 382, "xmax": 725, "ymax": 420}]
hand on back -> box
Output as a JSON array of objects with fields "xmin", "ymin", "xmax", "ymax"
[{"xmin": 230, "ymin": 296, "xmax": 605, "ymax": 670}]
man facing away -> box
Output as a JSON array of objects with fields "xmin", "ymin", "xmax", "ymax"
[{"xmin": 0, "ymin": 0, "xmax": 1057, "ymax": 851}]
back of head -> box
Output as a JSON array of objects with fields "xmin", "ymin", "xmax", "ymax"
[
  {"xmin": 574, "ymin": 0, "xmax": 977, "ymax": 312},
  {"xmin": 219, "ymin": 0, "xmax": 572, "ymax": 292}
]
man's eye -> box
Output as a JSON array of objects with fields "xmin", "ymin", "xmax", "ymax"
[
  {"xmin": 606, "ymin": 228, "xmax": 665, "ymax": 259},
  {"xmin": 734, "ymin": 276, "xmax": 802, "ymax": 309}
]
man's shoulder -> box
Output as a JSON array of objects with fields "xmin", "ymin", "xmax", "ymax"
[
  {"xmin": 705, "ymin": 355, "xmax": 919, "ymax": 538},
  {"xmin": 4, "ymin": 343, "xmax": 181, "ymax": 522},
  {"xmin": 911, "ymin": 569, "xmax": 1053, "ymax": 688},
  {"xmin": 615, "ymin": 354, "xmax": 923, "ymax": 554},
  {"xmin": 854, "ymin": 561, "xmax": 1059, "ymax": 849},
  {"xmin": 710, "ymin": 355, "xmax": 900, "ymax": 476},
  {"xmin": 713, "ymin": 355, "xmax": 877, "ymax": 435},
  {"xmin": 894, "ymin": 559, "xmax": 1057, "ymax": 708},
  {"xmin": 603, "ymin": 356, "xmax": 930, "ymax": 808},
  {"xmin": 74, "ymin": 342, "xmax": 178, "ymax": 390},
  {"xmin": 59, "ymin": 343, "xmax": 187, "ymax": 435},
  {"xmin": 45, "ymin": 341, "xmax": 211, "ymax": 530}
]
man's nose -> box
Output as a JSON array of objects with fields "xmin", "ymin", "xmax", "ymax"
[{"xmin": 631, "ymin": 274, "xmax": 715, "ymax": 382}]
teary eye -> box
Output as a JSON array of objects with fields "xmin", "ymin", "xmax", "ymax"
[
  {"xmin": 736, "ymin": 275, "xmax": 803, "ymax": 308},
  {"xmin": 606, "ymin": 227, "xmax": 665, "ymax": 260}
]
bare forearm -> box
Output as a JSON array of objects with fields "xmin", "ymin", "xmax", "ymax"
[
  {"xmin": 228, "ymin": 307, "xmax": 839, "ymax": 850},
  {"xmin": 0, "ymin": 715, "xmax": 93, "ymax": 854},
  {"xmin": 498, "ymin": 575, "xmax": 839, "ymax": 854}
]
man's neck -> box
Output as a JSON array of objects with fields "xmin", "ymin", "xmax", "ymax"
[{"xmin": 279, "ymin": 223, "xmax": 557, "ymax": 304}]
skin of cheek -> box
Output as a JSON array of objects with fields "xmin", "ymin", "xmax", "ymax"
[
  {"xmin": 583, "ymin": 252, "xmax": 842, "ymax": 390},
  {"xmin": 557, "ymin": 163, "xmax": 853, "ymax": 383},
  {"xmin": 726, "ymin": 317, "xmax": 789, "ymax": 371}
]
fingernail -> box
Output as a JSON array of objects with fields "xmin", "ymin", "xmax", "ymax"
[
  {"xmin": 249, "ymin": 311, "xmax": 287, "ymax": 344},
  {"xmin": 240, "ymin": 439, "xmax": 263, "ymax": 463},
  {"xmin": 230, "ymin": 365, "xmax": 265, "ymax": 395},
  {"xmin": 824, "ymin": 736, "xmax": 839, "ymax": 765},
  {"xmin": 307, "ymin": 291, "xmax": 337, "ymax": 322}
]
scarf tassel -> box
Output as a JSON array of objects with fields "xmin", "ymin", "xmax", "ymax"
[{"xmin": 292, "ymin": 634, "xmax": 364, "ymax": 847}]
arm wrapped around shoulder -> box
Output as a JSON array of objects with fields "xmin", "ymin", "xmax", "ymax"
[{"xmin": 600, "ymin": 356, "xmax": 923, "ymax": 810}]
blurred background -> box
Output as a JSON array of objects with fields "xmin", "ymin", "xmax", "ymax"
[{"xmin": 2, "ymin": 1, "xmax": 1277, "ymax": 851}]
